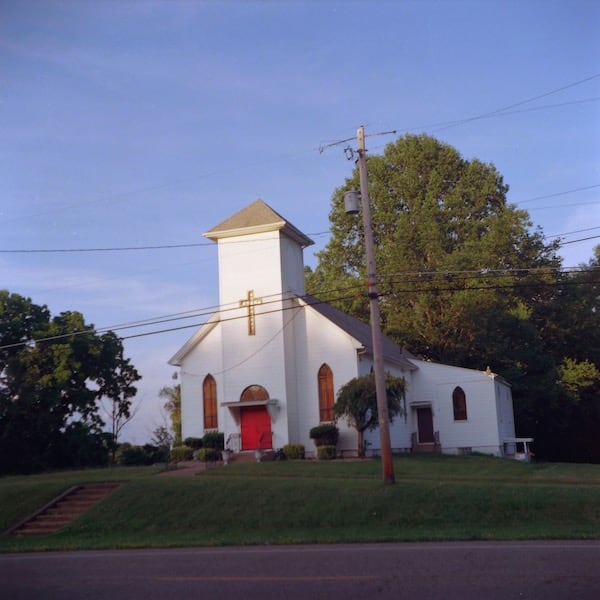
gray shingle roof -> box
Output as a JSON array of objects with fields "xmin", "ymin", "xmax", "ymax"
[
  {"xmin": 204, "ymin": 199, "xmax": 314, "ymax": 247},
  {"xmin": 303, "ymin": 295, "xmax": 417, "ymax": 370}
]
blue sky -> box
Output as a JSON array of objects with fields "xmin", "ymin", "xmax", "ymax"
[{"xmin": 1, "ymin": 1, "xmax": 599, "ymax": 442}]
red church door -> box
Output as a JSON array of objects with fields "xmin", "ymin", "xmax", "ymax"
[{"xmin": 240, "ymin": 406, "xmax": 272, "ymax": 450}]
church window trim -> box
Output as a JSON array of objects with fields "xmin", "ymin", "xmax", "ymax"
[
  {"xmin": 452, "ymin": 386, "xmax": 468, "ymax": 421},
  {"xmin": 318, "ymin": 363, "xmax": 335, "ymax": 423},
  {"xmin": 240, "ymin": 384, "xmax": 270, "ymax": 402},
  {"xmin": 203, "ymin": 374, "xmax": 218, "ymax": 430}
]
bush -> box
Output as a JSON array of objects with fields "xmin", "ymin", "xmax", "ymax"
[
  {"xmin": 144, "ymin": 443, "xmax": 169, "ymax": 464},
  {"xmin": 202, "ymin": 431, "xmax": 225, "ymax": 450},
  {"xmin": 117, "ymin": 443, "xmax": 164, "ymax": 466},
  {"xmin": 170, "ymin": 445, "xmax": 194, "ymax": 462},
  {"xmin": 309, "ymin": 424, "xmax": 339, "ymax": 447},
  {"xmin": 183, "ymin": 437, "xmax": 204, "ymax": 450},
  {"xmin": 317, "ymin": 445, "xmax": 337, "ymax": 460},
  {"xmin": 282, "ymin": 444, "xmax": 305, "ymax": 460},
  {"xmin": 196, "ymin": 447, "xmax": 221, "ymax": 462}
]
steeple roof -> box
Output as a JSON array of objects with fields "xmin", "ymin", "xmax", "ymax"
[{"xmin": 204, "ymin": 199, "xmax": 314, "ymax": 248}]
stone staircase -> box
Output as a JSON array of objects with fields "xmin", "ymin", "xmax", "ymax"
[
  {"xmin": 8, "ymin": 482, "xmax": 121, "ymax": 537},
  {"xmin": 226, "ymin": 450, "xmax": 277, "ymax": 464}
]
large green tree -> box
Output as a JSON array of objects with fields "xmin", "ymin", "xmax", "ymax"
[
  {"xmin": 0, "ymin": 290, "xmax": 141, "ymax": 473},
  {"xmin": 306, "ymin": 134, "xmax": 600, "ymax": 462},
  {"xmin": 307, "ymin": 134, "xmax": 560, "ymax": 370}
]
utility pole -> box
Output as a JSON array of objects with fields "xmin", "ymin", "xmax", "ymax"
[{"xmin": 356, "ymin": 125, "xmax": 396, "ymax": 485}]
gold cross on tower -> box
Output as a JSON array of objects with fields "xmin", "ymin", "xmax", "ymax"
[{"xmin": 240, "ymin": 290, "xmax": 263, "ymax": 336}]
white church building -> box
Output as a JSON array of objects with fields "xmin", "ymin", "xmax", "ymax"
[{"xmin": 169, "ymin": 200, "xmax": 517, "ymax": 458}]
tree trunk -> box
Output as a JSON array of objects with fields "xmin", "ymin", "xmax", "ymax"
[{"xmin": 357, "ymin": 429, "xmax": 365, "ymax": 458}]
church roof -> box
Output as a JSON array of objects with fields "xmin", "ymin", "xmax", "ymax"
[
  {"xmin": 204, "ymin": 199, "xmax": 314, "ymax": 248},
  {"xmin": 303, "ymin": 295, "xmax": 418, "ymax": 371}
]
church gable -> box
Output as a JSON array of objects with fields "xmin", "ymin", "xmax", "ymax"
[{"xmin": 168, "ymin": 313, "xmax": 220, "ymax": 366}]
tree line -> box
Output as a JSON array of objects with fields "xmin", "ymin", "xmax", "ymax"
[{"xmin": 306, "ymin": 134, "xmax": 600, "ymax": 462}]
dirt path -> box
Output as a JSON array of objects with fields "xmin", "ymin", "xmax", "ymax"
[{"xmin": 157, "ymin": 461, "xmax": 208, "ymax": 477}]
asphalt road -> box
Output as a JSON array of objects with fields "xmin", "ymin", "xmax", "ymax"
[{"xmin": 2, "ymin": 541, "xmax": 600, "ymax": 599}]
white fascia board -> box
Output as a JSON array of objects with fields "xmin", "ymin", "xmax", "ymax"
[{"xmin": 168, "ymin": 312, "xmax": 220, "ymax": 366}]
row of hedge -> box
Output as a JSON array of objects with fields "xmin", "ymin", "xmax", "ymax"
[
  {"xmin": 279, "ymin": 425, "xmax": 339, "ymax": 460},
  {"xmin": 116, "ymin": 443, "xmax": 169, "ymax": 466},
  {"xmin": 170, "ymin": 442, "xmax": 338, "ymax": 462},
  {"xmin": 171, "ymin": 446, "xmax": 222, "ymax": 462},
  {"xmin": 170, "ymin": 426, "xmax": 341, "ymax": 463},
  {"xmin": 280, "ymin": 443, "xmax": 336, "ymax": 460},
  {"xmin": 170, "ymin": 432, "xmax": 225, "ymax": 462},
  {"xmin": 182, "ymin": 431, "xmax": 224, "ymax": 450}
]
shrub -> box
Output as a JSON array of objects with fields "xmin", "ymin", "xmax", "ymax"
[
  {"xmin": 143, "ymin": 443, "xmax": 169, "ymax": 464},
  {"xmin": 196, "ymin": 447, "xmax": 221, "ymax": 462},
  {"xmin": 309, "ymin": 424, "xmax": 339, "ymax": 447},
  {"xmin": 183, "ymin": 437, "xmax": 204, "ymax": 450},
  {"xmin": 117, "ymin": 443, "xmax": 168, "ymax": 466},
  {"xmin": 282, "ymin": 444, "xmax": 305, "ymax": 460},
  {"xmin": 202, "ymin": 431, "xmax": 225, "ymax": 450},
  {"xmin": 170, "ymin": 445, "xmax": 194, "ymax": 462},
  {"xmin": 317, "ymin": 445, "xmax": 337, "ymax": 460},
  {"xmin": 117, "ymin": 444, "xmax": 151, "ymax": 466}
]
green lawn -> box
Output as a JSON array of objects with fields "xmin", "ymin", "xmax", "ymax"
[{"xmin": 2, "ymin": 455, "xmax": 600, "ymax": 552}]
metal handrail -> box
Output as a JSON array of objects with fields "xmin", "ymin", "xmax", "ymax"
[
  {"xmin": 258, "ymin": 430, "xmax": 272, "ymax": 450},
  {"xmin": 226, "ymin": 433, "xmax": 241, "ymax": 453}
]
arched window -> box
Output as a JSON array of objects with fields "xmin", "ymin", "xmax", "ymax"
[
  {"xmin": 452, "ymin": 386, "xmax": 467, "ymax": 421},
  {"xmin": 318, "ymin": 364, "xmax": 334, "ymax": 422},
  {"xmin": 203, "ymin": 374, "xmax": 218, "ymax": 429},
  {"xmin": 240, "ymin": 384, "xmax": 269, "ymax": 402}
]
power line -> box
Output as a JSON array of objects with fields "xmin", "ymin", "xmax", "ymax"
[
  {"xmin": 0, "ymin": 291, "xmax": 291, "ymax": 350},
  {"xmin": 109, "ymin": 277, "xmax": 600, "ymax": 343},
  {"xmin": 0, "ymin": 242, "xmax": 214, "ymax": 254},
  {"xmin": 490, "ymin": 74, "xmax": 600, "ymax": 113},
  {"xmin": 0, "ymin": 231, "xmax": 331, "ymax": 254},
  {"xmin": 547, "ymin": 226, "xmax": 600, "ymax": 238},
  {"xmin": 1, "ymin": 185, "xmax": 598, "ymax": 255},
  {"xmin": 325, "ymin": 76, "xmax": 600, "ymax": 151},
  {"xmin": 560, "ymin": 235, "xmax": 600, "ymax": 246},
  {"xmin": 424, "ymin": 74, "xmax": 600, "ymax": 134},
  {"xmin": 400, "ymin": 97, "xmax": 599, "ymax": 136},
  {"xmin": 2, "ymin": 265, "xmax": 598, "ymax": 351},
  {"xmin": 524, "ymin": 200, "xmax": 599, "ymax": 212},
  {"xmin": 516, "ymin": 184, "xmax": 600, "ymax": 205}
]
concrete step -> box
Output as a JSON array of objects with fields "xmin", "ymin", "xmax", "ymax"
[
  {"xmin": 9, "ymin": 482, "xmax": 121, "ymax": 537},
  {"xmin": 413, "ymin": 444, "xmax": 441, "ymax": 453},
  {"xmin": 228, "ymin": 450, "xmax": 277, "ymax": 464}
]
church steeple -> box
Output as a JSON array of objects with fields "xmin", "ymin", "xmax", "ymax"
[{"xmin": 203, "ymin": 200, "xmax": 313, "ymax": 308}]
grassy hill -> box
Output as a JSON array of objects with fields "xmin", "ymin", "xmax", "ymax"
[{"xmin": 2, "ymin": 454, "xmax": 600, "ymax": 552}]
